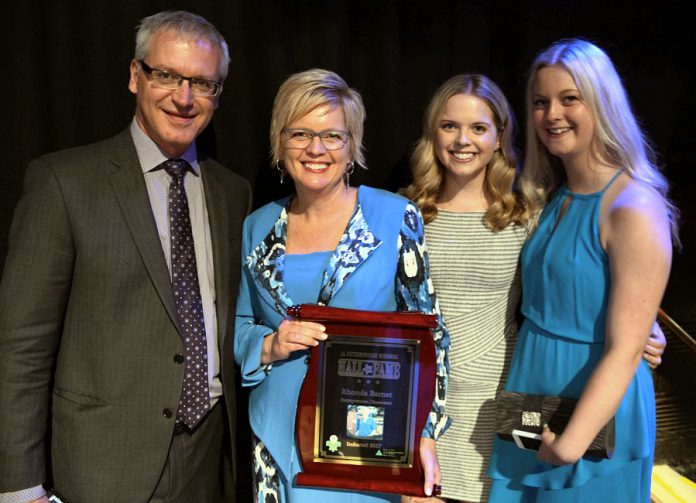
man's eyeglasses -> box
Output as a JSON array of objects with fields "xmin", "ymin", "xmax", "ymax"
[
  {"xmin": 282, "ymin": 128, "xmax": 350, "ymax": 150},
  {"xmin": 138, "ymin": 60, "xmax": 223, "ymax": 97}
]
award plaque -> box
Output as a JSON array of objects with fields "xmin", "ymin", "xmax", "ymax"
[{"xmin": 289, "ymin": 304, "xmax": 440, "ymax": 497}]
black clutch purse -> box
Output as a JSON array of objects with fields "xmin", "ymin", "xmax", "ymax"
[{"xmin": 495, "ymin": 390, "xmax": 615, "ymax": 459}]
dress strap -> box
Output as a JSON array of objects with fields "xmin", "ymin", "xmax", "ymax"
[{"xmin": 599, "ymin": 170, "xmax": 623, "ymax": 193}]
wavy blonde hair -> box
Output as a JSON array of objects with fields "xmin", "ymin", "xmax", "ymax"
[
  {"xmin": 402, "ymin": 74, "xmax": 529, "ymax": 230},
  {"xmin": 520, "ymin": 38, "xmax": 679, "ymax": 240},
  {"xmin": 270, "ymin": 68, "xmax": 366, "ymax": 169}
]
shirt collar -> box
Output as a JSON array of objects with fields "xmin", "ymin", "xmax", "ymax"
[{"xmin": 129, "ymin": 118, "xmax": 200, "ymax": 175}]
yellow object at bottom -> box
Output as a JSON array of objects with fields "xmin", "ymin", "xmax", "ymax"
[{"xmin": 652, "ymin": 465, "xmax": 696, "ymax": 503}]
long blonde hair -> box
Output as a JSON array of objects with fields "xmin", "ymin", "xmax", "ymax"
[
  {"xmin": 402, "ymin": 74, "xmax": 529, "ymax": 230},
  {"xmin": 520, "ymin": 38, "xmax": 679, "ymax": 240}
]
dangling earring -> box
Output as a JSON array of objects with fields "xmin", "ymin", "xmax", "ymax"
[
  {"xmin": 276, "ymin": 160, "xmax": 286, "ymax": 184},
  {"xmin": 345, "ymin": 161, "xmax": 355, "ymax": 186}
]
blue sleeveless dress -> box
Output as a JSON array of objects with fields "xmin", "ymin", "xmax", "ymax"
[{"xmin": 487, "ymin": 173, "xmax": 655, "ymax": 502}]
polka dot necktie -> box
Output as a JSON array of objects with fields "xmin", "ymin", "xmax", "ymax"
[{"xmin": 163, "ymin": 158, "xmax": 210, "ymax": 429}]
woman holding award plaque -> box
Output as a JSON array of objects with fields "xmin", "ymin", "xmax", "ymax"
[
  {"xmin": 234, "ymin": 69, "xmax": 450, "ymax": 502},
  {"xmin": 487, "ymin": 39, "xmax": 677, "ymax": 501}
]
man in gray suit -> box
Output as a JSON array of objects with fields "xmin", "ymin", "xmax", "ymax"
[{"xmin": 0, "ymin": 11, "xmax": 250, "ymax": 503}]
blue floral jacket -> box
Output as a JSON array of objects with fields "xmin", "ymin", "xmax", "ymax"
[{"xmin": 234, "ymin": 186, "xmax": 450, "ymax": 479}]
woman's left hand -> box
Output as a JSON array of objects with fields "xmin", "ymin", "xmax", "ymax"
[
  {"xmin": 401, "ymin": 495, "xmax": 445, "ymax": 503},
  {"xmin": 418, "ymin": 437, "xmax": 441, "ymax": 497},
  {"xmin": 537, "ymin": 426, "xmax": 583, "ymax": 465},
  {"xmin": 400, "ymin": 439, "xmax": 443, "ymax": 502}
]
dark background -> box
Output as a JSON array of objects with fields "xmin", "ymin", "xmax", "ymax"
[
  {"xmin": 3, "ymin": 0, "xmax": 695, "ymax": 490},
  {"xmin": 5, "ymin": 1, "xmax": 694, "ymax": 331}
]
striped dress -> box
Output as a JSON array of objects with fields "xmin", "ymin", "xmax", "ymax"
[{"xmin": 425, "ymin": 210, "xmax": 527, "ymax": 502}]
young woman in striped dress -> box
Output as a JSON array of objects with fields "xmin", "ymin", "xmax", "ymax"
[{"xmin": 402, "ymin": 74, "xmax": 530, "ymax": 502}]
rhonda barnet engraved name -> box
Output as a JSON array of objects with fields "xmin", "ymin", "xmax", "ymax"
[{"xmin": 341, "ymin": 388, "xmax": 394, "ymax": 398}]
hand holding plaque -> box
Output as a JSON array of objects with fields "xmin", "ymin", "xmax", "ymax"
[
  {"xmin": 290, "ymin": 304, "xmax": 441, "ymax": 497},
  {"xmin": 261, "ymin": 318, "xmax": 327, "ymax": 364}
]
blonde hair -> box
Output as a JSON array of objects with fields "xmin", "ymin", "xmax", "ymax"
[
  {"xmin": 270, "ymin": 69, "xmax": 366, "ymax": 168},
  {"xmin": 521, "ymin": 38, "xmax": 679, "ymax": 240},
  {"xmin": 402, "ymin": 74, "xmax": 529, "ymax": 230}
]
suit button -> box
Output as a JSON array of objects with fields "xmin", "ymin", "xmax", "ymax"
[
  {"xmin": 174, "ymin": 353, "xmax": 185, "ymax": 364},
  {"xmin": 305, "ymin": 356, "xmax": 311, "ymax": 364},
  {"xmin": 163, "ymin": 408, "xmax": 173, "ymax": 419}
]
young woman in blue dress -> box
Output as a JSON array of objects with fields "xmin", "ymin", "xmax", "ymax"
[{"xmin": 487, "ymin": 38, "xmax": 678, "ymax": 502}]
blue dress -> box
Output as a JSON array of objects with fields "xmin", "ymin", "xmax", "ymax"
[
  {"xmin": 276, "ymin": 251, "xmax": 398, "ymax": 502},
  {"xmin": 487, "ymin": 174, "xmax": 655, "ymax": 502},
  {"xmin": 235, "ymin": 187, "xmax": 450, "ymax": 503}
]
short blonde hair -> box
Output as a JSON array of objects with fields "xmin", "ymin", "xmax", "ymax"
[
  {"xmin": 270, "ymin": 69, "xmax": 366, "ymax": 168},
  {"xmin": 402, "ymin": 74, "xmax": 529, "ymax": 230},
  {"xmin": 520, "ymin": 38, "xmax": 679, "ymax": 240}
]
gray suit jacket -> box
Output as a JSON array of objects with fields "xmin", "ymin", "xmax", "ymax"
[{"xmin": 0, "ymin": 129, "xmax": 251, "ymax": 502}]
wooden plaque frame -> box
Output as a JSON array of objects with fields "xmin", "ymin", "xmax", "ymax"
[{"xmin": 290, "ymin": 304, "xmax": 440, "ymax": 497}]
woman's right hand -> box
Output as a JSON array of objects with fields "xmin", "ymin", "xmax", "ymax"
[
  {"xmin": 537, "ymin": 425, "xmax": 583, "ymax": 465},
  {"xmin": 261, "ymin": 319, "xmax": 327, "ymax": 364},
  {"xmin": 643, "ymin": 321, "xmax": 666, "ymax": 369}
]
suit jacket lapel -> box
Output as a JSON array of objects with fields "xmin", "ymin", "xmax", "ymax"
[
  {"xmin": 107, "ymin": 131, "xmax": 179, "ymax": 330},
  {"xmin": 200, "ymin": 161, "xmax": 230, "ymax": 349}
]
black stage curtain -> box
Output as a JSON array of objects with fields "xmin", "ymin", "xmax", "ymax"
[
  {"xmin": 4, "ymin": 0, "xmax": 695, "ymax": 355},
  {"xmin": 3, "ymin": 2, "xmax": 695, "ymax": 488},
  {"xmin": 5, "ymin": 0, "xmax": 696, "ymax": 470},
  {"xmin": 3, "ymin": 0, "xmax": 696, "ymax": 497}
]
